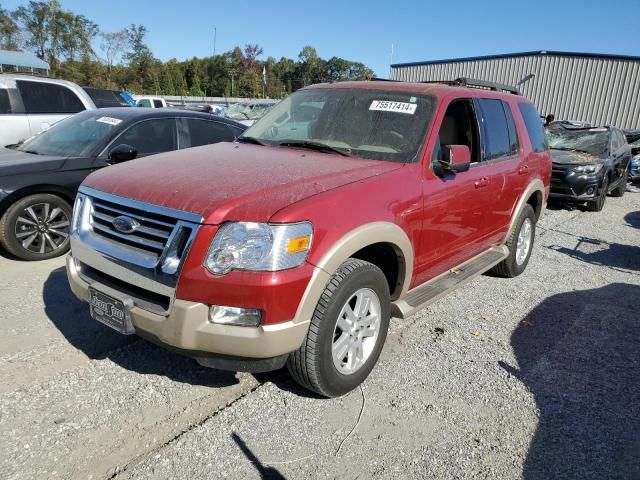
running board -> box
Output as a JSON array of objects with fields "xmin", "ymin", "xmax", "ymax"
[{"xmin": 391, "ymin": 246, "xmax": 509, "ymax": 319}]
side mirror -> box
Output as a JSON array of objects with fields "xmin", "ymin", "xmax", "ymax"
[
  {"xmin": 433, "ymin": 145, "xmax": 471, "ymax": 176},
  {"xmin": 108, "ymin": 144, "xmax": 137, "ymax": 163}
]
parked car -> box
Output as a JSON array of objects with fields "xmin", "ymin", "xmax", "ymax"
[
  {"xmin": 0, "ymin": 74, "xmax": 100, "ymax": 147},
  {"xmin": 547, "ymin": 124, "xmax": 631, "ymax": 211},
  {"xmin": 224, "ymin": 100, "xmax": 278, "ymax": 126},
  {"xmin": 623, "ymin": 129, "xmax": 640, "ymax": 182},
  {"xmin": 67, "ymin": 79, "xmax": 550, "ymax": 397},
  {"xmin": 135, "ymin": 97, "xmax": 167, "ymax": 108},
  {"xmin": 0, "ymin": 108, "xmax": 246, "ymax": 260}
]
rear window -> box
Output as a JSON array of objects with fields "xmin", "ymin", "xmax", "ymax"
[
  {"xmin": 153, "ymin": 99, "xmax": 163, "ymax": 108},
  {"xmin": 17, "ymin": 80, "xmax": 85, "ymax": 114},
  {"xmin": 518, "ymin": 102, "xmax": 548, "ymax": 153},
  {"xmin": 83, "ymin": 88, "xmax": 128, "ymax": 108},
  {"xmin": 0, "ymin": 89, "xmax": 10, "ymax": 114}
]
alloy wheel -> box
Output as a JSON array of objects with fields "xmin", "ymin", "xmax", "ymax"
[{"xmin": 14, "ymin": 202, "xmax": 70, "ymax": 255}]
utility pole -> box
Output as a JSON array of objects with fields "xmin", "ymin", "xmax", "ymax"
[{"xmin": 213, "ymin": 27, "xmax": 217, "ymax": 56}]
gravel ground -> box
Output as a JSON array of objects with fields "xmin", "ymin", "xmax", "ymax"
[{"xmin": 1, "ymin": 185, "xmax": 639, "ymax": 480}]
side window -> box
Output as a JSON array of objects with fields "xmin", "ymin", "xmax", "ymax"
[
  {"xmin": 610, "ymin": 131, "xmax": 620, "ymax": 151},
  {"xmin": 0, "ymin": 89, "xmax": 11, "ymax": 114},
  {"xmin": 615, "ymin": 130, "xmax": 626, "ymax": 150},
  {"xmin": 186, "ymin": 119, "xmax": 235, "ymax": 147},
  {"xmin": 153, "ymin": 99, "xmax": 164, "ymax": 108},
  {"xmin": 518, "ymin": 102, "xmax": 548, "ymax": 153},
  {"xmin": 138, "ymin": 99, "xmax": 152, "ymax": 108},
  {"xmin": 477, "ymin": 98, "xmax": 512, "ymax": 161},
  {"xmin": 433, "ymin": 99, "xmax": 481, "ymax": 164},
  {"xmin": 503, "ymin": 101, "xmax": 519, "ymax": 154},
  {"xmin": 113, "ymin": 118, "xmax": 177, "ymax": 157},
  {"xmin": 16, "ymin": 80, "xmax": 84, "ymax": 114}
]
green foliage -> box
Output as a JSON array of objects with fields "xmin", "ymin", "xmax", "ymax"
[{"xmin": 2, "ymin": 3, "xmax": 375, "ymax": 98}]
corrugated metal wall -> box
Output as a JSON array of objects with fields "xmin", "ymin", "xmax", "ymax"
[{"xmin": 391, "ymin": 53, "xmax": 640, "ymax": 129}]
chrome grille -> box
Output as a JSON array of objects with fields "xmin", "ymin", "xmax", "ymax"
[
  {"xmin": 70, "ymin": 187, "xmax": 203, "ymax": 315},
  {"xmin": 90, "ymin": 197, "xmax": 178, "ymax": 256}
]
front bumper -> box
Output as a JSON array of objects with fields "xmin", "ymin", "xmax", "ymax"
[
  {"xmin": 66, "ymin": 254, "xmax": 310, "ymax": 363},
  {"xmin": 550, "ymin": 167, "xmax": 602, "ymax": 201}
]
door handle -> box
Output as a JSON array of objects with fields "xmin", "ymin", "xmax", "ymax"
[
  {"xmin": 518, "ymin": 164, "xmax": 529, "ymax": 175},
  {"xmin": 474, "ymin": 177, "xmax": 490, "ymax": 188}
]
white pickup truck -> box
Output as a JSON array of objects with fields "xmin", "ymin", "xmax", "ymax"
[{"xmin": 135, "ymin": 97, "xmax": 168, "ymax": 108}]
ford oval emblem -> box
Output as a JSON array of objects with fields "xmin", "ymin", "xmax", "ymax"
[{"xmin": 112, "ymin": 216, "xmax": 140, "ymax": 234}]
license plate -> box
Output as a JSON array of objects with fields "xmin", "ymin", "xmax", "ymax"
[{"xmin": 89, "ymin": 288, "xmax": 134, "ymax": 335}]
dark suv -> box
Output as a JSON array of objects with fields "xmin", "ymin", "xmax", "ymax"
[{"xmin": 547, "ymin": 124, "xmax": 631, "ymax": 211}]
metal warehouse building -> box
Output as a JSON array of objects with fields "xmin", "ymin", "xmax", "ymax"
[{"xmin": 391, "ymin": 51, "xmax": 640, "ymax": 129}]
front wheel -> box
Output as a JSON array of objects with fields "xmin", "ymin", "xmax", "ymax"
[
  {"xmin": 287, "ymin": 259, "xmax": 390, "ymax": 398},
  {"xmin": 587, "ymin": 176, "xmax": 609, "ymax": 212},
  {"xmin": 0, "ymin": 193, "xmax": 72, "ymax": 261}
]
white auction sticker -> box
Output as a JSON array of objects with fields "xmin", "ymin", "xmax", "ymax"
[
  {"xmin": 369, "ymin": 100, "xmax": 417, "ymax": 115},
  {"xmin": 96, "ymin": 116, "xmax": 123, "ymax": 126}
]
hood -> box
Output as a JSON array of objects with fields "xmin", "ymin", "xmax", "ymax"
[
  {"xmin": 551, "ymin": 149, "xmax": 602, "ymax": 166},
  {"xmin": 0, "ymin": 148, "xmax": 67, "ymax": 175},
  {"xmin": 82, "ymin": 142, "xmax": 403, "ymax": 224}
]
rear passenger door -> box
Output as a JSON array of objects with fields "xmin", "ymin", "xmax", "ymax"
[
  {"xmin": 182, "ymin": 118, "xmax": 238, "ymax": 148},
  {"xmin": 0, "ymin": 86, "xmax": 31, "ymax": 146},
  {"xmin": 16, "ymin": 80, "xmax": 86, "ymax": 137},
  {"xmin": 475, "ymin": 98, "xmax": 523, "ymax": 239}
]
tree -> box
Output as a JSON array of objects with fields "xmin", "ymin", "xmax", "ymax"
[
  {"xmin": 0, "ymin": 3, "xmax": 21, "ymax": 50},
  {"xmin": 13, "ymin": 0, "xmax": 51, "ymax": 59},
  {"xmin": 124, "ymin": 23, "xmax": 150, "ymax": 64},
  {"xmin": 100, "ymin": 29, "xmax": 128, "ymax": 87}
]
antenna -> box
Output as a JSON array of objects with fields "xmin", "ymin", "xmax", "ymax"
[
  {"xmin": 516, "ymin": 73, "xmax": 535, "ymax": 88},
  {"xmin": 389, "ymin": 43, "xmax": 394, "ymax": 79}
]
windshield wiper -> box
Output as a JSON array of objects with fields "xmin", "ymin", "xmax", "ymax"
[
  {"xmin": 278, "ymin": 140, "xmax": 351, "ymax": 157},
  {"xmin": 237, "ymin": 136, "xmax": 267, "ymax": 146},
  {"xmin": 23, "ymin": 149, "xmax": 40, "ymax": 155}
]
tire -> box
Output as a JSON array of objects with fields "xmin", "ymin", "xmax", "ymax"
[
  {"xmin": 610, "ymin": 172, "xmax": 627, "ymax": 198},
  {"xmin": 287, "ymin": 258, "xmax": 390, "ymax": 398},
  {"xmin": 0, "ymin": 193, "xmax": 72, "ymax": 261},
  {"xmin": 492, "ymin": 204, "xmax": 536, "ymax": 278},
  {"xmin": 586, "ymin": 176, "xmax": 609, "ymax": 212}
]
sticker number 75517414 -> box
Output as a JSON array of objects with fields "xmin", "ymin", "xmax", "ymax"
[{"xmin": 369, "ymin": 100, "xmax": 417, "ymax": 115}]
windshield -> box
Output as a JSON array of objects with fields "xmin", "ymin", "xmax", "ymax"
[
  {"xmin": 18, "ymin": 111, "xmax": 122, "ymax": 157},
  {"xmin": 226, "ymin": 102, "xmax": 274, "ymax": 120},
  {"xmin": 242, "ymin": 88, "xmax": 436, "ymax": 163},
  {"xmin": 546, "ymin": 127, "xmax": 609, "ymax": 155}
]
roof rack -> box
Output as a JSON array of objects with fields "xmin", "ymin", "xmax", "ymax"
[
  {"xmin": 371, "ymin": 77, "xmax": 520, "ymax": 95},
  {"xmin": 423, "ymin": 78, "xmax": 521, "ymax": 95}
]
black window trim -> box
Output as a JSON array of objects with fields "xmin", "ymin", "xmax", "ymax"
[{"xmin": 16, "ymin": 79, "xmax": 86, "ymax": 115}]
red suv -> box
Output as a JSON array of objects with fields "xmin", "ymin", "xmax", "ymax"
[{"xmin": 67, "ymin": 79, "xmax": 551, "ymax": 397}]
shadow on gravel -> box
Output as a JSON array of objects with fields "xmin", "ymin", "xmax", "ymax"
[
  {"xmin": 43, "ymin": 266, "xmax": 239, "ymax": 388},
  {"xmin": 501, "ymin": 283, "xmax": 640, "ymax": 479},
  {"xmin": 232, "ymin": 432, "xmax": 286, "ymax": 479},
  {"xmin": 547, "ymin": 236, "xmax": 640, "ymax": 272},
  {"xmin": 625, "ymin": 210, "xmax": 640, "ymax": 229}
]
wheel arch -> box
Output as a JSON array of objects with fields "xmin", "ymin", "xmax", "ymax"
[
  {"xmin": 0, "ymin": 185, "xmax": 75, "ymax": 218},
  {"xmin": 505, "ymin": 180, "xmax": 546, "ymax": 242},
  {"xmin": 293, "ymin": 222, "xmax": 413, "ymax": 324}
]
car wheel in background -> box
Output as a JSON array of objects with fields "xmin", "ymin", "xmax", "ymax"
[
  {"xmin": 587, "ymin": 176, "xmax": 609, "ymax": 212},
  {"xmin": 492, "ymin": 204, "xmax": 536, "ymax": 278},
  {"xmin": 0, "ymin": 193, "xmax": 72, "ymax": 261},
  {"xmin": 287, "ymin": 258, "xmax": 390, "ymax": 398},
  {"xmin": 610, "ymin": 172, "xmax": 627, "ymax": 198}
]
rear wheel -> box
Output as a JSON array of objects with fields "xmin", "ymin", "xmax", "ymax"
[
  {"xmin": 492, "ymin": 204, "xmax": 535, "ymax": 278},
  {"xmin": 587, "ymin": 176, "xmax": 609, "ymax": 212},
  {"xmin": 0, "ymin": 194, "xmax": 72, "ymax": 261},
  {"xmin": 287, "ymin": 258, "xmax": 390, "ymax": 398}
]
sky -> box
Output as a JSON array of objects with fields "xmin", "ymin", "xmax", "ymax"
[{"xmin": 2, "ymin": 0, "xmax": 639, "ymax": 77}]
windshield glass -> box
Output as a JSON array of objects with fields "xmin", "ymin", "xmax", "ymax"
[
  {"xmin": 18, "ymin": 111, "xmax": 122, "ymax": 157},
  {"xmin": 243, "ymin": 88, "xmax": 436, "ymax": 163},
  {"xmin": 226, "ymin": 102, "xmax": 274, "ymax": 120},
  {"xmin": 546, "ymin": 127, "xmax": 609, "ymax": 155}
]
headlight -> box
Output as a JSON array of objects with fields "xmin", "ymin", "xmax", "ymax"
[
  {"xmin": 572, "ymin": 164, "xmax": 602, "ymax": 174},
  {"xmin": 204, "ymin": 221, "xmax": 313, "ymax": 275}
]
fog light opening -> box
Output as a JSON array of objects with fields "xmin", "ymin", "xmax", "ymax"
[
  {"xmin": 586, "ymin": 187, "xmax": 595, "ymax": 195},
  {"xmin": 208, "ymin": 305, "xmax": 262, "ymax": 327}
]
